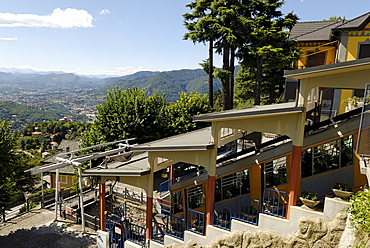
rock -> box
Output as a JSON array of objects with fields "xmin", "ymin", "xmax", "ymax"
[
  {"xmin": 210, "ymin": 230, "xmax": 244, "ymax": 248},
  {"xmin": 166, "ymin": 243, "xmax": 185, "ymax": 248},
  {"xmin": 185, "ymin": 240, "xmax": 208, "ymax": 248}
]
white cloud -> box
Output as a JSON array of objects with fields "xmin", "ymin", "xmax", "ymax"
[
  {"xmin": 0, "ymin": 37, "xmax": 17, "ymax": 40},
  {"xmin": 0, "ymin": 8, "xmax": 93, "ymax": 28},
  {"xmin": 100, "ymin": 9, "xmax": 111, "ymax": 15}
]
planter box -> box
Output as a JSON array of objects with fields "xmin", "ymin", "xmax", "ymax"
[
  {"xmin": 332, "ymin": 189, "xmax": 353, "ymax": 199},
  {"xmin": 300, "ymin": 197, "xmax": 320, "ymax": 208}
]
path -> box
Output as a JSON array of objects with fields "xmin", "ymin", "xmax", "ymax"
[{"xmin": 0, "ymin": 207, "xmax": 97, "ymax": 248}]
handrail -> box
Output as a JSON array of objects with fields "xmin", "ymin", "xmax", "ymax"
[
  {"xmin": 234, "ymin": 196, "xmax": 259, "ymax": 225},
  {"xmin": 262, "ymin": 188, "xmax": 287, "ymax": 218},
  {"xmin": 213, "ymin": 203, "xmax": 232, "ymax": 230},
  {"xmin": 126, "ymin": 222, "xmax": 146, "ymax": 246},
  {"xmin": 187, "ymin": 209, "xmax": 205, "ymax": 235}
]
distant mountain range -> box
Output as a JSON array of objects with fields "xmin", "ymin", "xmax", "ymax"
[
  {"xmin": 0, "ymin": 67, "xmax": 232, "ymax": 128},
  {"xmin": 97, "ymin": 69, "xmax": 222, "ymax": 102},
  {"xmin": 0, "ymin": 67, "xmax": 227, "ymax": 102},
  {"xmin": 0, "ymin": 71, "xmax": 106, "ymax": 89}
]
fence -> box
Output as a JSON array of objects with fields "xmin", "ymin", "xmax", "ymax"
[
  {"xmin": 187, "ymin": 209, "xmax": 205, "ymax": 235},
  {"xmin": 262, "ymin": 188, "xmax": 287, "ymax": 218},
  {"xmin": 213, "ymin": 203, "xmax": 232, "ymax": 230},
  {"xmin": 159, "ymin": 179, "xmax": 171, "ymax": 198},
  {"xmin": 126, "ymin": 222, "xmax": 146, "ymax": 246}
]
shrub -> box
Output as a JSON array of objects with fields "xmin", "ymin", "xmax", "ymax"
[
  {"xmin": 333, "ymin": 182, "xmax": 352, "ymax": 192},
  {"xmin": 348, "ymin": 189, "xmax": 370, "ymax": 247},
  {"xmin": 300, "ymin": 191, "xmax": 319, "ymax": 201}
]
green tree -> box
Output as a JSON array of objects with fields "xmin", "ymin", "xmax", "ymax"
[
  {"xmin": 167, "ymin": 91, "xmax": 212, "ymax": 135},
  {"xmin": 0, "ymin": 120, "xmax": 36, "ymax": 214},
  {"xmin": 82, "ymin": 87, "xmax": 215, "ymax": 148},
  {"xmin": 83, "ymin": 87, "xmax": 168, "ymax": 146},
  {"xmin": 184, "ymin": 0, "xmax": 250, "ymax": 110},
  {"xmin": 236, "ymin": 0, "xmax": 300, "ymax": 105},
  {"xmin": 348, "ymin": 190, "xmax": 370, "ymax": 247}
]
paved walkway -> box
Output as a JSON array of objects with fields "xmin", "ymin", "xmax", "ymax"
[{"xmin": 0, "ymin": 207, "xmax": 97, "ymax": 248}]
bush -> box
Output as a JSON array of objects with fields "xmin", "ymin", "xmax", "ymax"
[
  {"xmin": 31, "ymin": 188, "xmax": 56, "ymax": 197},
  {"xmin": 300, "ymin": 191, "xmax": 319, "ymax": 201},
  {"xmin": 348, "ymin": 189, "xmax": 370, "ymax": 247},
  {"xmin": 333, "ymin": 182, "xmax": 352, "ymax": 192},
  {"xmin": 19, "ymin": 200, "xmax": 36, "ymax": 214}
]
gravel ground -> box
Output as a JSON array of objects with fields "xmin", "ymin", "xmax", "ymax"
[{"xmin": 0, "ymin": 207, "xmax": 97, "ymax": 248}]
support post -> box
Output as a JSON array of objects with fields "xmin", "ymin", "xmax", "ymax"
[
  {"xmin": 205, "ymin": 175, "xmax": 216, "ymax": 227},
  {"xmin": 41, "ymin": 172, "xmax": 44, "ymax": 209},
  {"xmin": 287, "ymin": 145, "xmax": 302, "ymax": 217},
  {"xmin": 55, "ymin": 169, "xmax": 59, "ymax": 220},
  {"xmin": 78, "ymin": 166, "xmax": 86, "ymax": 233},
  {"xmin": 99, "ymin": 182, "xmax": 106, "ymax": 231},
  {"xmin": 146, "ymin": 196, "xmax": 153, "ymax": 240}
]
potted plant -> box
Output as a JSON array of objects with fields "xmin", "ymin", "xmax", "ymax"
[
  {"xmin": 300, "ymin": 191, "xmax": 320, "ymax": 208},
  {"xmin": 332, "ymin": 182, "xmax": 353, "ymax": 199}
]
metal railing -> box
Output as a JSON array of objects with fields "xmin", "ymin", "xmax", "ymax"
[
  {"xmin": 152, "ymin": 222, "xmax": 165, "ymax": 244},
  {"xmin": 233, "ymin": 196, "xmax": 259, "ymax": 225},
  {"xmin": 165, "ymin": 215, "xmax": 185, "ymax": 240},
  {"xmin": 126, "ymin": 222, "xmax": 146, "ymax": 246},
  {"xmin": 156, "ymin": 198, "xmax": 171, "ymax": 216},
  {"xmin": 187, "ymin": 209, "xmax": 205, "ymax": 235},
  {"xmin": 152, "ymin": 213, "xmax": 185, "ymax": 242},
  {"xmin": 262, "ymin": 188, "xmax": 287, "ymax": 218},
  {"xmin": 159, "ymin": 179, "xmax": 171, "ymax": 198},
  {"xmin": 106, "ymin": 217, "xmax": 125, "ymax": 248},
  {"xmin": 84, "ymin": 213, "xmax": 99, "ymax": 231},
  {"xmin": 213, "ymin": 203, "xmax": 232, "ymax": 230}
]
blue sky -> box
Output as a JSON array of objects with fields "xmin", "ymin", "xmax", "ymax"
[{"xmin": 0, "ymin": 0, "xmax": 369, "ymax": 76}]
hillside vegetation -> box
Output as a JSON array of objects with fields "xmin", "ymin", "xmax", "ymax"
[
  {"xmin": 0, "ymin": 101, "xmax": 62, "ymax": 129},
  {"xmin": 97, "ymin": 69, "xmax": 223, "ymax": 102}
]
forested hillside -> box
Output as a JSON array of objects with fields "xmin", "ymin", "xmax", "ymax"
[
  {"xmin": 97, "ymin": 69, "xmax": 223, "ymax": 102},
  {"xmin": 0, "ymin": 101, "xmax": 62, "ymax": 129}
]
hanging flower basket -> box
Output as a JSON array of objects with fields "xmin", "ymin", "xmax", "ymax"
[{"xmin": 300, "ymin": 197, "xmax": 320, "ymax": 208}]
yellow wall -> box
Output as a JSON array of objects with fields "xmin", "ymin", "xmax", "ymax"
[
  {"xmin": 339, "ymin": 89, "xmax": 353, "ymax": 114},
  {"xmin": 296, "ymin": 42, "xmax": 337, "ymax": 68},
  {"xmin": 346, "ymin": 30, "xmax": 370, "ymax": 61},
  {"xmin": 250, "ymin": 164, "xmax": 261, "ymax": 201}
]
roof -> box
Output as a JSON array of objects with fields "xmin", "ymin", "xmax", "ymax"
[
  {"xmin": 131, "ymin": 127, "xmax": 214, "ymax": 151},
  {"xmin": 289, "ymin": 12, "xmax": 370, "ymax": 42},
  {"xmin": 333, "ymin": 12, "xmax": 370, "ymax": 31},
  {"xmin": 289, "ymin": 21, "xmax": 341, "ymax": 42},
  {"xmin": 83, "ymin": 152, "xmax": 150, "ymax": 177},
  {"xmin": 284, "ymin": 56, "xmax": 370, "ymax": 80},
  {"xmin": 58, "ymin": 139, "xmax": 82, "ymax": 151},
  {"xmin": 193, "ymin": 102, "xmax": 304, "ymax": 122}
]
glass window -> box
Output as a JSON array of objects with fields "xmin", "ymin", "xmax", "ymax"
[
  {"xmin": 265, "ymin": 157, "xmax": 287, "ymax": 187},
  {"xmin": 187, "ymin": 184, "xmax": 203, "ymax": 209},
  {"xmin": 215, "ymin": 169, "xmax": 250, "ymax": 202},
  {"xmin": 359, "ymin": 44, "xmax": 370, "ymax": 59},
  {"xmin": 301, "ymin": 135, "xmax": 354, "ymax": 178}
]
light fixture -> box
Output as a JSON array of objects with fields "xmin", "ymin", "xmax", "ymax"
[{"xmin": 161, "ymin": 169, "xmax": 168, "ymax": 178}]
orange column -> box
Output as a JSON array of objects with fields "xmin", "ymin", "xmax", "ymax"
[
  {"xmin": 205, "ymin": 175, "xmax": 216, "ymax": 228},
  {"xmin": 99, "ymin": 183, "xmax": 106, "ymax": 231},
  {"xmin": 146, "ymin": 196, "xmax": 153, "ymax": 240},
  {"xmin": 287, "ymin": 145, "xmax": 302, "ymax": 217}
]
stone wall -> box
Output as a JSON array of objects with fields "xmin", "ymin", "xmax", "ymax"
[{"xmin": 166, "ymin": 212, "xmax": 347, "ymax": 248}]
